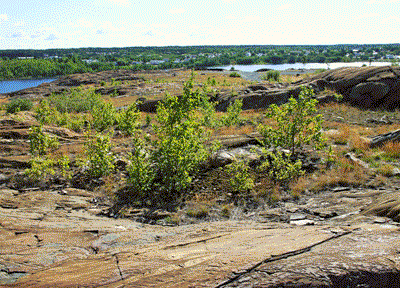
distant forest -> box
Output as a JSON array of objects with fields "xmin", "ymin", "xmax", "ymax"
[{"xmin": 1, "ymin": 44, "xmax": 400, "ymax": 80}]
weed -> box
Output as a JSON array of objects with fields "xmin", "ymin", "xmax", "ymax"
[
  {"xmin": 48, "ymin": 88, "xmax": 102, "ymax": 113},
  {"xmin": 186, "ymin": 205, "xmax": 209, "ymax": 218}
]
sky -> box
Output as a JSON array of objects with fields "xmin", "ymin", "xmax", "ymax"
[{"xmin": 1, "ymin": 0, "xmax": 400, "ymax": 50}]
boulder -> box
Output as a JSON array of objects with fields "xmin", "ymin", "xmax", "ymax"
[{"xmin": 304, "ymin": 66, "xmax": 400, "ymax": 110}]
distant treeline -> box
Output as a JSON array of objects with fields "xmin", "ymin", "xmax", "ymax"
[
  {"xmin": 1, "ymin": 44, "xmax": 400, "ymax": 80},
  {"xmin": 0, "ymin": 58, "xmax": 115, "ymax": 80}
]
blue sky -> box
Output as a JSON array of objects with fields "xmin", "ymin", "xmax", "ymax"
[{"xmin": 1, "ymin": 0, "xmax": 399, "ymax": 49}]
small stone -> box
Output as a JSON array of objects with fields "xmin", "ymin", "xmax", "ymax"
[
  {"xmin": 290, "ymin": 213, "xmax": 307, "ymax": 221},
  {"xmin": 290, "ymin": 219, "xmax": 315, "ymax": 226},
  {"xmin": 331, "ymin": 186, "xmax": 351, "ymax": 192},
  {"xmin": 373, "ymin": 217, "xmax": 387, "ymax": 224}
]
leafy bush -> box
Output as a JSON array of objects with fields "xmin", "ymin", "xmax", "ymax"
[
  {"xmin": 90, "ymin": 101, "xmax": 117, "ymax": 132},
  {"xmin": 263, "ymin": 70, "xmax": 280, "ymax": 82},
  {"xmin": 152, "ymin": 86, "xmax": 209, "ymax": 196},
  {"xmin": 257, "ymin": 87, "xmax": 326, "ymax": 183},
  {"xmin": 126, "ymin": 137, "xmax": 154, "ymax": 199},
  {"xmin": 84, "ymin": 132, "xmax": 114, "ymax": 178},
  {"xmin": 28, "ymin": 125, "xmax": 59, "ymax": 156},
  {"xmin": 226, "ymin": 159, "xmax": 255, "ymax": 193},
  {"xmin": 36, "ymin": 99, "xmax": 87, "ymax": 132},
  {"xmin": 260, "ymin": 149, "xmax": 304, "ymax": 182},
  {"xmin": 24, "ymin": 157, "xmax": 55, "ymax": 181},
  {"xmin": 229, "ymin": 72, "xmax": 241, "ymax": 78},
  {"xmin": 223, "ymin": 99, "xmax": 243, "ymax": 126},
  {"xmin": 6, "ymin": 98, "xmax": 33, "ymax": 114},
  {"xmin": 258, "ymin": 86, "xmax": 325, "ymax": 154},
  {"xmin": 116, "ymin": 104, "xmax": 140, "ymax": 135},
  {"xmin": 48, "ymin": 88, "xmax": 102, "ymax": 113},
  {"xmin": 127, "ymin": 75, "xmax": 215, "ymax": 203}
]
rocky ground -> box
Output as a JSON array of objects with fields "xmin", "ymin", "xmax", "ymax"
[{"xmin": 1, "ymin": 67, "xmax": 400, "ymax": 287}]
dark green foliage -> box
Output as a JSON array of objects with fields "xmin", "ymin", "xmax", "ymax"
[
  {"xmin": 263, "ymin": 70, "xmax": 281, "ymax": 82},
  {"xmin": 5, "ymin": 98, "xmax": 33, "ymax": 114},
  {"xmin": 229, "ymin": 72, "xmax": 241, "ymax": 78},
  {"xmin": 48, "ymin": 88, "xmax": 102, "ymax": 113}
]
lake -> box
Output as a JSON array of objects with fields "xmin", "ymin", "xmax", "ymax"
[
  {"xmin": 0, "ymin": 78, "xmax": 56, "ymax": 94},
  {"xmin": 213, "ymin": 62, "xmax": 393, "ymax": 72}
]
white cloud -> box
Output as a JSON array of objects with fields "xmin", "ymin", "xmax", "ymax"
[
  {"xmin": 221, "ymin": 0, "xmax": 236, "ymax": 2},
  {"xmin": 277, "ymin": 4, "xmax": 293, "ymax": 10},
  {"xmin": 169, "ymin": 8, "xmax": 185, "ymax": 14},
  {"xmin": 0, "ymin": 14, "xmax": 8, "ymax": 21}
]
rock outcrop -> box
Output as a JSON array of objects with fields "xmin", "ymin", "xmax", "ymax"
[{"xmin": 306, "ymin": 66, "xmax": 400, "ymax": 110}]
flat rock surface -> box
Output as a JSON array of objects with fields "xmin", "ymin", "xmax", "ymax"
[{"xmin": 0, "ymin": 184, "xmax": 399, "ymax": 287}]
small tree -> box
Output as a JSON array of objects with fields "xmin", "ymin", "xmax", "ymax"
[
  {"xmin": 257, "ymin": 86, "xmax": 326, "ymax": 183},
  {"xmin": 84, "ymin": 132, "xmax": 114, "ymax": 178},
  {"xmin": 258, "ymin": 86, "xmax": 325, "ymax": 155},
  {"xmin": 28, "ymin": 125, "xmax": 59, "ymax": 156},
  {"xmin": 152, "ymin": 78, "xmax": 209, "ymax": 197}
]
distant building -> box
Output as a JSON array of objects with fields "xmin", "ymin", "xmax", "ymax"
[
  {"xmin": 148, "ymin": 60, "xmax": 165, "ymax": 65},
  {"xmin": 82, "ymin": 59, "xmax": 99, "ymax": 64}
]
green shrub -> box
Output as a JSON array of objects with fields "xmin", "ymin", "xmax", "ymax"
[
  {"xmin": 24, "ymin": 156, "xmax": 55, "ymax": 181},
  {"xmin": 257, "ymin": 86, "xmax": 326, "ymax": 183},
  {"xmin": 226, "ymin": 159, "xmax": 255, "ymax": 193},
  {"xmin": 260, "ymin": 149, "xmax": 304, "ymax": 182},
  {"xmin": 126, "ymin": 137, "xmax": 155, "ymax": 199},
  {"xmin": 263, "ymin": 70, "xmax": 280, "ymax": 82},
  {"xmin": 258, "ymin": 86, "xmax": 325, "ymax": 155},
  {"xmin": 6, "ymin": 98, "xmax": 33, "ymax": 114},
  {"xmin": 84, "ymin": 132, "xmax": 114, "ymax": 178},
  {"xmin": 90, "ymin": 101, "xmax": 117, "ymax": 132},
  {"xmin": 152, "ymin": 89, "xmax": 209, "ymax": 196},
  {"xmin": 229, "ymin": 72, "xmax": 241, "ymax": 78},
  {"xmin": 127, "ymin": 75, "xmax": 215, "ymax": 203},
  {"xmin": 223, "ymin": 99, "xmax": 243, "ymax": 126},
  {"xmin": 48, "ymin": 88, "xmax": 102, "ymax": 113},
  {"xmin": 116, "ymin": 104, "xmax": 140, "ymax": 135},
  {"xmin": 28, "ymin": 125, "xmax": 59, "ymax": 156},
  {"xmin": 57, "ymin": 155, "xmax": 71, "ymax": 180},
  {"xmin": 35, "ymin": 99, "xmax": 54, "ymax": 125}
]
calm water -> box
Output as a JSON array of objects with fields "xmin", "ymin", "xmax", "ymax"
[
  {"xmin": 213, "ymin": 62, "xmax": 393, "ymax": 72},
  {"xmin": 0, "ymin": 78, "xmax": 56, "ymax": 94}
]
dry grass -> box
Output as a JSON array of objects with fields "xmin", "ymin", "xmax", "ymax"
[
  {"xmin": 290, "ymin": 156, "xmax": 373, "ymax": 195},
  {"xmin": 381, "ymin": 141, "xmax": 400, "ymax": 160},
  {"xmin": 212, "ymin": 124, "xmax": 255, "ymax": 136}
]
